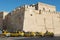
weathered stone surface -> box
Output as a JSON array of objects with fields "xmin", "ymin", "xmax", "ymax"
[{"xmin": 5, "ymin": 2, "xmax": 60, "ymax": 36}]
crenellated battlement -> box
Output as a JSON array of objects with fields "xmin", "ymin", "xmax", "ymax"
[{"xmin": 12, "ymin": 2, "xmax": 56, "ymax": 14}]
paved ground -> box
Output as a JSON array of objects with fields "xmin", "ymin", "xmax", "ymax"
[{"xmin": 0, "ymin": 36, "xmax": 60, "ymax": 40}]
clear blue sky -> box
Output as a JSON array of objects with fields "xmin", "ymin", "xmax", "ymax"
[{"xmin": 0, "ymin": 0, "xmax": 60, "ymax": 12}]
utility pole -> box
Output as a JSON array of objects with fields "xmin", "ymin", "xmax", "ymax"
[
  {"xmin": 44, "ymin": 18, "xmax": 48, "ymax": 32},
  {"xmin": 52, "ymin": 14, "xmax": 55, "ymax": 33}
]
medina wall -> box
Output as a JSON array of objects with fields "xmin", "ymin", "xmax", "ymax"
[{"xmin": 5, "ymin": 2, "xmax": 60, "ymax": 36}]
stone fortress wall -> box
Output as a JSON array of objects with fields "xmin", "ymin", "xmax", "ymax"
[{"xmin": 5, "ymin": 2, "xmax": 60, "ymax": 36}]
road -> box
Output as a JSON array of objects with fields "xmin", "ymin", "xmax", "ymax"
[{"xmin": 0, "ymin": 36, "xmax": 60, "ymax": 40}]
